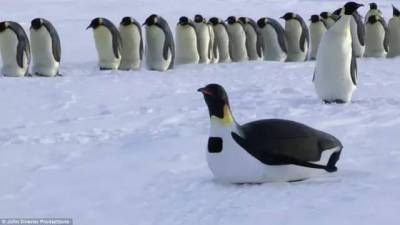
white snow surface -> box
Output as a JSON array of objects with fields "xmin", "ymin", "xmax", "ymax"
[{"xmin": 1, "ymin": 0, "xmax": 400, "ymax": 224}]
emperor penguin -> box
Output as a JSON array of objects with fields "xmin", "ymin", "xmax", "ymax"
[
  {"xmin": 238, "ymin": 17, "xmax": 263, "ymax": 60},
  {"xmin": 364, "ymin": 15, "xmax": 388, "ymax": 58},
  {"xmin": 314, "ymin": 2, "xmax": 363, "ymax": 104},
  {"xmin": 175, "ymin": 16, "xmax": 199, "ymax": 65},
  {"xmin": 0, "ymin": 21, "xmax": 30, "ymax": 77},
  {"xmin": 209, "ymin": 17, "xmax": 230, "ymax": 63},
  {"xmin": 364, "ymin": 2, "xmax": 383, "ymax": 23},
  {"xmin": 143, "ymin": 14, "xmax": 175, "ymax": 71},
  {"xmin": 309, "ymin": 15, "xmax": 327, "ymax": 60},
  {"xmin": 118, "ymin": 17, "xmax": 143, "ymax": 70},
  {"xmin": 30, "ymin": 18, "xmax": 61, "ymax": 76},
  {"xmin": 333, "ymin": 4, "xmax": 365, "ymax": 57},
  {"xmin": 87, "ymin": 17, "xmax": 122, "ymax": 70},
  {"xmin": 320, "ymin": 12, "xmax": 339, "ymax": 28},
  {"xmin": 226, "ymin": 16, "xmax": 248, "ymax": 62},
  {"xmin": 198, "ymin": 84, "xmax": 343, "ymax": 183},
  {"xmin": 257, "ymin": 17, "xmax": 287, "ymax": 61},
  {"xmin": 193, "ymin": 14, "xmax": 212, "ymax": 64},
  {"xmin": 387, "ymin": 5, "xmax": 400, "ymax": 58},
  {"xmin": 208, "ymin": 21, "xmax": 219, "ymax": 64},
  {"xmin": 281, "ymin": 13, "xmax": 309, "ymax": 62}
]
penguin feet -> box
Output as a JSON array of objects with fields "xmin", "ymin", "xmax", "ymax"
[
  {"xmin": 323, "ymin": 99, "xmax": 347, "ymax": 104},
  {"xmin": 99, "ymin": 67, "xmax": 113, "ymax": 71}
]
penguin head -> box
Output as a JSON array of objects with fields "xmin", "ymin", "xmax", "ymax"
[
  {"xmin": 367, "ymin": 15, "xmax": 379, "ymax": 24},
  {"xmin": 238, "ymin": 17, "xmax": 249, "ymax": 24},
  {"xmin": 86, "ymin": 17, "xmax": 104, "ymax": 29},
  {"xmin": 310, "ymin": 15, "xmax": 321, "ymax": 23},
  {"xmin": 0, "ymin": 22, "xmax": 9, "ymax": 32},
  {"xmin": 121, "ymin": 17, "xmax": 134, "ymax": 26},
  {"xmin": 257, "ymin": 17, "xmax": 268, "ymax": 28},
  {"xmin": 31, "ymin": 18, "xmax": 44, "ymax": 30},
  {"xmin": 370, "ymin": 2, "xmax": 378, "ymax": 10},
  {"xmin": 332, "ymin": 8, "xmax": 343, "ymax": 16},
  {"xmin": 198, "ymin": 84, "xmax": 233, "ymax": 121},
  {"xmin": 280, "ymin": 13, "xmax": 295, "ymax": 21},
  {"xmin": 178, "ymin": 16, "xmax": 190, "ymax": 26},
  {"xmin": 343, "ymin": 2, "xmax": 363, "ymax": 15},
  {"xmin": 226, "ymin": 16, "xmax": 238, "ymax": 25},
  {"xmin": 194, "ymin": 14, "xmax": 205, "ymax": 23},
  {"xmin": 393, "ymin": 5, "xmax": 400, "ymax": 17},
  {"xmin": 209, "ymin": 17, "xmax": 221, "ymax": 26},
  {"xmin": 320, "ymin": 12, "xmax": 330, "ymax": 19},
  {"xmin": 143, "ymin": 14, "xmax": 159, "ymax": 26}
]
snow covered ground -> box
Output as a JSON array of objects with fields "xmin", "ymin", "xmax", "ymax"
[{"xmin": 1, "ymin": 0, "xmax": 400, "ymax": 224}]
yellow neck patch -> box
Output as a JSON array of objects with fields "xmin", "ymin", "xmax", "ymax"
[{"xmin": 210, "ymin": 104, "xmax": 234, "ymax": 125}]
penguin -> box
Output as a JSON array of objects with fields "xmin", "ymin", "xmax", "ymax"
[
  {"xmin": 198, "ymin": 84, "xmax": 343, "ymax": 183},
  {"xmin": 281, "ymin": 13, "xmax": 309, "ymax": 62},
  {"xmin": 320, "ymin": 12, "xmax": 339, "ymax": 28},
  {"xmin": 309, "ymin": 15, "xmax": 327, "ymax": 60},
  {"xmin": 30, "ymin": 18, "xmax": 61, "ymax": 77},
  {"xmin": 257, "ymin": 17, "xmax": 287, "ymax": 61},
  {"xmin": 175, "ymin": 16, "xmax": 199, "ymax": 65},
  {"xmin": 208, "ymin": 17, "xmax": 230, "ymax": 63},
  {"xmin": 0, "ymin": 21, "xmax": 30, "ymax": 77},
  {"xmin": 364, "ymin": 15, "xmax": 388, "ymax": 58},
  {"xmin": 238, "ymin": 17, "xmax": 263, "ymax": 60},
  {"xmin": 208, "ymin": 22, "xmax": 219, "ymax": 64},
  {"xmin": 118, "ymin": 17, "xmax": 143, "ymax": 70},
  {"xmin": 226, "ymin": 16, "xmax": 248, "ymax": 62},
  {"xmin": 87, "ymin": 17, "xmax": 122, "ymax": 70},
  {"xmin": 193, "ymin": 14, "xmax": 212, "ymax": 64},
  {"xmin": 314, "ymin": 2, "xmax": 362, "ymax": 104},
  {"xmin": 143, "ymin": 14, "xmax": 175, "ymax": 71},
  {"xmin": 333, "ymin": 4, "xmax": 365, "ymax": 57},
  {"xmin": 387, "ymin": 5, "xmax": 400, "ymax": 58},
  {"xmin": 364, "ymin": 2, "xmax": 383, "ymax": 23}
]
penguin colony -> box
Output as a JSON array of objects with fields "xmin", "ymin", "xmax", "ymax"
[{"xmin": 0, "ymin": 2, "xmax": 399, "ymax": 183}]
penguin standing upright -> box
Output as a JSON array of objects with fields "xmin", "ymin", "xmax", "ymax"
[
  {"xmin": 387, "ymin": 5, "xmax": 400, "ymax": 58},
  {"xmin": 208, "ymin": 21, "xmax": 219, "ymax": 64},
  {"xmin": 198, "ymin": 84, "xmax": 343, "ymax": 183},
  {"xmin": 193, "ymin": 14, "xmax": 211, "ymax": 64},
  {"xmin": 257, "ymin": 17, "xmax": 287, "ymax": 61},
  {"xmin": 239, "ymin": 17, "xmax": 263, "ymax": 60},
  {"xmin": 175, "ymin": 16, "xmax": 199, "ymax": 65},
  {"xmin": 364, "ymin": 2, "xmax": 383, "ymax": 23},
  {"xmin": 226, "ymin": 16, "xmax": 248, "ymax": 62},
  {"xmin": 364, "ymin": 15, "xmax": 388, "ymax": 58},
  {"xmin": 87, "ymin": 17, "xmax": 122, "ymax": 70},
  {"xmin": 320, "ymin": 12, "xmax": 339, "ymax": 28},
  {"xmin": 209, "ymin": 17, "xmax": 230, "ymax": 63},
  {"xmin": 30, "ymin": 18, "xmax": 61, "ymax": 77},
  {"xmin": 333, "ymin": 5, "xmax": 365, "ymax": 57},
  {"xmin": 0, "ymin": 21, "xmax": 30, "ymax": 77},
  {"xmin": 118, "ymin": 17, "xmax": 143, "ymax": 70},
  {"xmin": 281, "ymin": 13, "xmax": 309, "ymax": 62},
  {"xmin": 314, "ymin": 2, "xmax": 362, "ymax": 104},
  {"xmin": 309, "ymin": 15, "xmax": 327, "ymax": 60},
  {"xmin": 143, "ymin": 14, "xmax": 175, "ymax": 71}
]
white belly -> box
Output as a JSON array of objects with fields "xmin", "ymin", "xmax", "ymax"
[
  {"xmin": 227, "ymin": 24, "xmax": 247, "ymax": 62},
  {"xmin": 261, "ymin": 26, "xmax": 286, "ymax": 61},
  {"xmin": 175, "ymin": 26, "xmax": 199, "ymax": 65},
  {"xmin": 30, "ymin": 27, "xmax": 59, "ymax": 76},
  {"xmin": 213, "ymin": 25, "xmax": 230, "ymax": 63},
  {"xmin": 285, "ymin": 20, "xmax": 308, "ymax": 61},
  {"xmin": 364, "ymin": 23, "xmax": 387, "ymax": 58},
  {"xmin": 309, "ymin": 23, "xmax": 326, "ymax": 60},
  {"xmin": 387, "ymin": 18, "xmax": 400, "ymax": 58},
  {"xmin": 243, "ymin": 24, "xmax": 261, "ymax": 60},
  {"xmin": 145, "ymin": 26, "xmax": 172, "ymax": 71},
  {"xmin": 119, "ymin": 25, "xmax": 142, "ymax": 70},
  {"xmin": 0, "ymin": 30, "xmax": 29, "ymax": 77},
  {"xmin": 93, "ymin": 27, "xmax": 121, "ymax": 69},
  {"xmin": 208, "ymin": 25, "xmax": 218, "ymax": 64},
  {"xmin": 314, "ymin": 31, "xmax": 356, "ymax": 102},
  {"xmin": 194, "ymin": 23, "xmax": 211, "ymax": 64}
]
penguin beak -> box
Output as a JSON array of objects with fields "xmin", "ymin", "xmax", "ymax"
[
  {"xmin": 197, "ymin": 87, "xmax": 212, "ymax": 96},
  {"xmin": 86, "ymin": 24, "xmax": 92, "ymax": 30}
]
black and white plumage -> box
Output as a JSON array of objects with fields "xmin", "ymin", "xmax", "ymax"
[
  {"xmin": 309, "ymin": 15, "xmax": 327, "ymax": 60},
  {"xmin": 364, "ymin": 2, "xmax": 383, "ymax": 23},
  {"xmin": 175, "ymin": 16, "xmax": 199, "ymax": 65},
  {"xmin": 198, "ymin": 84, "xmax": 343, "ymax": 183},
  {"xmin": 226, "ymin": 16, "xmax": 248, "ymax": 62},
  {"xmin": 87, "ymin": 17, "xmax": 122, "ymax": 70},
  {"xmin": 281, "ymin": 13, "xmax": 309, "ymax": 62},
  {"xmin": 364, "ymin": 15, "xmax": 388, "ymax": 58},
  {"xmin": 387, "ymin": 5, "xmax": 400, "ymax": 58},
  {"xmin": 209, "ymin": 17, "xmax": 230, "ymax": 63},
  {"xmin": 193, "ymin": 14, "xmax": 212, "ymax": 64},
  {"xmin": 30, "ymin": 18, "xmax": 61, "ymax": 76},
  {"xmin": 143, "ymin": 14, "xmax": 175, "ymax": 71},
  {"xmin": 257, "ymin": 17, "xmax": 287, "ymax": 61},
  {"xmin": 320, "ymin": 12, "xmax": 339, "ymax": 28},
  {"xmin": 238, "ymin": 17, "xmax": 263, "ymax": 60},
  {"xmin": 118, "ymin": 17, "xmax": 143, "ymax": 70},
  {"xmin": 0, "ymin": 21, "xmax": 31, "ymax": 77}
]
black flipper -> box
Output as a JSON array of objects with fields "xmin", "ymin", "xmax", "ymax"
[
  {"xmin": 295, "ymin": 15, "xmax": 309, "ymax": 54},
  {"xmin": 8, "ymin": 22, "xmax": 30, "ymax": 68},
  {"xmin": 378, "ymin": 17, "xmax": 389, "ymax": 52},
  {"xmin": 42, "ymin": 19, "xmax": 61, "ymax": 62},
  {"xmin": 352, "ymin": 12, "xmax": 365, "ymax": 46},
  {"xmin": 158, "ymin": 17, "xmax": 175, "ymax": 69},
  {"xmin": 350, "ymin": 48, "xmax": 357, "ymax": 85},
  {"xmin": 266, "ymin": 18, "xmax": 287, "ymax": 53},
  {"xmin": 102, "ymin": 18, "xmax": 122, "ymax": 59},
  {"xmin": 132, "ymin": 20, "xmax": 143, "ymax": 60}
]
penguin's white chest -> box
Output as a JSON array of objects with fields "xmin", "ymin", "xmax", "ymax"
[
  {"xmin": 261, "ymin": 25, "xmax": 286, "ymax": 61},
  {"xmin": 145, "ymin": 26, "xmax": 171, "ymax": 71},
  {"xmin": 309, "ymin": 23, "xmax": 326, "ymax": 59},
  {"xmin": 212, "ymin": 25, "xmax": 230, "ymax": 62},
  {"xmin": 285, "ymin": 20, "xmax": 307, "ymax": 61},
  {"xmin": 175, "ymin": 26, "xmax": 199, "ymax": 65},
  {"xmin": 30, "ymin": 27, "xmax": 59, "ymax": 76},
  {"xmin": 119, "ymin": 25, "xmax": 142, "ymax": 70},
  {"xmin": 93, "ymin": 27, "xmax": 120, "ymax": 69},
  {"xmin": 194, "ymin": 23, "xmax": 211, "ymax": 64},
  {"xmin": 388, "ymin": 18, "xmax": 400, "ymax": 57},
  {"xmin": 243, "ymin": 24, "xmax": 260, "ymax": 60},
  {"xmin": 365, "ymin": 23, "xmax": 387, "ymax": 58},
  {"xmin": 0, "ymin": 30, "xmax": 28, "ymax": 77},
  {"xmin": 227, "ymin": 24, "xmax": 247, "ymax": 62}
]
